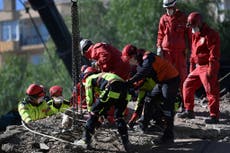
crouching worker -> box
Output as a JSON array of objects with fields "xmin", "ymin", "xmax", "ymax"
[
  {"xmin": 48, "ymin": 85, "xmax": 71, "ymax": 114},
  {"xmin": 75, "ymin": 67, "xmax": 132, "ymax": 152},
  {"xmin": 125, "ymin": 44, "xmax": 180, "ymax": 145},
  {"xmin": 18, "ymin": 84, "xmax": 51, "ymax": 123}
]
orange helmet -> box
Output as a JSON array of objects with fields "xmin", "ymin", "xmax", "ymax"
[
  {"xmin": 49, "ymin": 85, "xmax": 63, "ymax": 97},
  {"xmin": 122, "ymin": 44, "xmax": 137, "ymax": 60},
  {"xmin": 82, "ymin": 67, "xmax": 97, "ymax": 80},
  {"xmin": 187, "ymin": 12, "xmax": 202, "ymax": 27},
  {"xmin": 26, "ymin": 84, "xmax": 45, "ymax": 98}
]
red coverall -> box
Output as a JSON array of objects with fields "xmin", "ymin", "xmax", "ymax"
[
  {"xmin": 157, "ymin": 9, "xmax": 191, "ymax": 90},
  {"xmin": 84, "ymin": 42, "xmax": 131, "ymax": 80},
  {"xmin": 183, "ymin": 23, "xmax": 220, "ymax": 118}
]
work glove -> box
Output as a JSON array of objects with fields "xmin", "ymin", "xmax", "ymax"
[
  {"xmin": 129, "ymin": 88, "xmax": 137, "ymax": 101},
  {"xmin": 157, "ymin": 47, "xmax": 163, "ymax": 57},
  {"xmin": 144, "ymin": 96, "xmax": 152, "ymax": 103},
  {"xmin": 128, "ymin": 112, "xmax": 138, "ymax": 124},
  {"xmin": 125, "ymin": 80, "xmax": 134, "ymax": 88}
]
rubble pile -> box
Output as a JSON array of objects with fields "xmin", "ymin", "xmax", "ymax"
[{"xmin": 0, "ymin": 92, "xmax": 230, "ymax": 153}]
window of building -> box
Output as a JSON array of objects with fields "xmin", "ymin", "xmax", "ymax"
[
  {"xmin": 20, "ymin": 19, "xmax": 49, "ymax": 46},
  {"xmin": 0, "ymin": 20, "xmax": 19, "ymax": 41}
]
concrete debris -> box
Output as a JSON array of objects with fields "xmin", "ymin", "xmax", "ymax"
[{"xmin": 0, "ymin": 93, "xmax": 229, "ymax": 153}]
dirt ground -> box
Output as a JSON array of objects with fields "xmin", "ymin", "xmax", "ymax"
[{"xmin": 0, "ymin": 92, "xmax": 230, "ymax": 153}]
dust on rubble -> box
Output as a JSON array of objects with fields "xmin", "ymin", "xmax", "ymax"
[{"xmin": 1, "ymin": 92, "xmax": 230, "ymax": 153}]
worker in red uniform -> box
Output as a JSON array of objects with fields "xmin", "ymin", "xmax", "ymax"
[
  {"xmin": 80, "ymin": 39, "xmax": 131, "ymax": 80},
  {"xmin": 177, "ymin": 12, "xmax": 221, "ymax": 124},
  {"xmin": 157, "ymin": 0, "xmax": 191, "ymax": 103},
  {"xmin": 125, "ymin": 44, "xmax": 180, "ymax": 145}
]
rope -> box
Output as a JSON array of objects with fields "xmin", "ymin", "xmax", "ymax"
[
  {"xmin": 219, "ymin": 71, "xmax": 230, "ymax": 83},
  {"xmin": 21, "ymin": 120, "xmax": 75, "ymax": 145}
]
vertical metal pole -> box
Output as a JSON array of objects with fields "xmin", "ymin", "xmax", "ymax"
[{"xmin": 71, "ymin": 0, "xmax": 81, "ymax": 126}]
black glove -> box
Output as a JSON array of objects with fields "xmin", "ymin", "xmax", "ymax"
[
  {"xmin": 129, "ymin": 88, "xmax": 137, "ymax": 101},
  {"xmin": 144, "ymin": 96, "xmax": 152, "ymax": 103},
  {"xmin": 125, "ymin": 80, "xmax": 133, "ymax": 88}
]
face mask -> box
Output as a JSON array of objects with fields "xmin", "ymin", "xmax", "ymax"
[
  {"xmin": 129, "ymin": 57, "xmax": 138, "ymax": 66},
  {"xmin": 166, "ymin": 8, "xmax": 174, "ymax": 16},
  {"xmin": 192, "ymin": 27, "xmax": 200, "ymax": 34},
  {"xmin": 37, "ymin": 96, "xmax": 44, "ymax": 104},
  {"xmin": 53, "ymin": 96, "xmax": 64, "ymax": 104}
]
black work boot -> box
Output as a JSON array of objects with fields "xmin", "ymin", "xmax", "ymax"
[
  {"xmin": 205, "ymin": 116, "xmax": 219, "ymax": 124},
  {"xmin": 121, "ymin": 135, "xmax": 131, "ymax": 152},
  {"xmin": 138, "ymin": 120, "xmax": 148, "ymax": 133},
  {"xmin": 176, "ymin": 110, "xmax": 195, "ymax": 119},
  {"xmin": 127, "ymin": 121, "xmax": 135, "ymax": 129},
  {"xmin": 152, "ymin": 118, "xmax": 174, "ymax": 145}
]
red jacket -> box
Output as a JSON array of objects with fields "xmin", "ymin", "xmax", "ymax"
[
  {"xmin": 190, "ymin": 23, "xmax": 220, "ymax": 72},
  {"xmin": 157, "ymin": 9, "xmax": 191, "ymax": 51},
  {"xmin": 85, "ymin": 42, "xmax": 131, "ymax": 80}
]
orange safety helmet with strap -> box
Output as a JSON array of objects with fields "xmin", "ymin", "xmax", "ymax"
[
  {"xmin": 122, "ymin": 44, "xmax": 138, "ymax": 60},
  {"xmin": 26, "ymin": 84, "xmax": 45, "ymax": 98},
  {"xmin": 187, "ymin": 12, "xmax": 202, "ymax": 27},
  {"xmin": 122, "ymin": 44, "xmax": 145, "ymax": 64},
  {"xmin": 49, "ymin": 85, "xmax": 63, "ymax": 97}
]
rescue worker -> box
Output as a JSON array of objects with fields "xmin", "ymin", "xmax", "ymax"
[
  {"xmin": 125, "ymin": 44, "xmax": 180, "ymax": 145},
  {"xmin": 75, "ymin": 67, "xmax": 131, "ymax": 152},
  {"xmin": 70, "ymin": 65, "xmax": 89, "ymax": 109},
  {"xmin": 177, "ymin": 12, "xmax": 221, "ymax": 124},
  {"xmin": 157, "ymin": 0, "xmax": 191, "ymax": 106},
  {"xmin": 48, "ymin": 85, "xmax": 71, "ymax": 114},
  {"xmin": 122, "ymin": 44, "xmax": 159, "ymax": 128},
  {"xmin": 80, "ymin": 39, "xmax": 131, "ymax": 80},
  {"xmin": 18, "ymin": 84, "xmax": 51, "ymax": 123}
]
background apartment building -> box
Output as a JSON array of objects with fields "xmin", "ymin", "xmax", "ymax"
[{"xmin": 0, "ymin": 0, "xmax": 70, "ymax": 66}]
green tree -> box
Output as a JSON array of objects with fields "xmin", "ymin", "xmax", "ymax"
[{"xmin": 103, "ymin": 0, "xmax": 162, "ymax": 51}]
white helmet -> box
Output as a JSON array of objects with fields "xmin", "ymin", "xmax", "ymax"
[
  {"xmin": 163, "ymin": 0, "xmax": 177, "ymax": 8},
  {"xmin": 79, "ymin": 39, "xmax": 93, "ymax": 54}
]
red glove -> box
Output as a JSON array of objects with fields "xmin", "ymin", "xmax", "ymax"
[{"xmin": 128, "ymin": 112, "xmax": 138, "ymax": 123}]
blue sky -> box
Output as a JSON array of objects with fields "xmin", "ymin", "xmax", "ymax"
[{"xmin": 0, "ymin": 0, "xmax": 24, "ymax": 10}]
